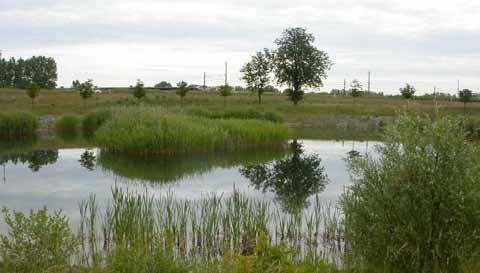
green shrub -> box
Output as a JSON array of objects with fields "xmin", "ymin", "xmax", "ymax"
[
  {"xmin": 0, "ymin": 112, "xmax": 38, "ymax": 139},
  {"xmin": 341, "ymin": 114, "xmax": 480, "ymax": 273},
  {"xmin": 95, "ymin": 107, "xmax": 288, "ymax": 156},
  {"xmin": 55, "ymin": 115, "xmax": 80, "ymax": 133},
  {"xmin": 82, "ymin": 109, "xmax": 112, "ymax": 133},
  {"xmin": 0, "ymin": 207, "xmax": 78, "ymax": 273}
]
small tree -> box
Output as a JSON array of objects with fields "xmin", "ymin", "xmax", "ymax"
[
  {"xmin": 77, "ymin": 80, "xmax": 94, "ymax": 111},
  {"xmin": 458, "ymin": 88, "xmax": 473, "ymax": 115},
  {"xmin": 176, "ymin": 81, "xmax": 189, "ymax": 105},
  {"xmin": 132, "ymin": 79, "xmax": 146, "ymax": 100},
  {"xmin": 25, "ymin": 83, "xmax": 40, "ymax": 110},
  {"xmin": 272, "ymin": 27, "xmax": 332, "ymax": 105},
  {"xmin": 241, "ymin": 49, "xmax": 272, "ymax": 104},
  {"xmin": 350, "ymin": 79, "xmax": 362, "ymax": 103},
  {"xmin": 219, "ymin": 84, "xmax": 233, "ymax": 107},
  {"xmin": 399, "ymin": 83, "xmax": 416, "ymax": 100}
]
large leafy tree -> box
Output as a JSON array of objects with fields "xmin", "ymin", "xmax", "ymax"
[
  {"xmin": 0, "ymin": 56, "xmax": 57, "ymax": 88},
  {"xmin": 241, "ymin": 49, "xmax": 272, "ymax": 104},
  {"xmin": 458, "ymin": 88, "xmax": 473, "ymax": 115},
  {"xmin": 271, "ymin": 27, "xmax": 332, "ymax": 105}
]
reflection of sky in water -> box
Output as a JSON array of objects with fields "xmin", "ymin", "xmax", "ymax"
[{"xmin": 0, "ymin": 140, "xmax": 379, "ymax": 229}]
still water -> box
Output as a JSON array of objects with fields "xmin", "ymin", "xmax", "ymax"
[{"xmin": 0, "ymin": 140, "xmax": 377, "ymax": 229}]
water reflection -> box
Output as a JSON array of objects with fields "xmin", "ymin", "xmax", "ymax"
[
  {"xmin": 0, "ymin": 150, "xmax": 58, "ymax": 172},
  {"xmin": 240, "ymin": 140, "xmax": 328, "ymax": 213},
  {"xmin": 79, "ymin": 150, "xmax": 97, "ymax": 171},
  {"xmin": 97, "ymin": 148, "xmax": 287, "ymax": 185}
]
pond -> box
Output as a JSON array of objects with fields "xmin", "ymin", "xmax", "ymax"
[{"xmin": 0, "ymin": 139, "xmax": 378, "ymax": 230}]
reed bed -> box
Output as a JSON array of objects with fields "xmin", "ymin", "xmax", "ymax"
[
  {"xmin": 185, "ymin": 108, "xmax": 283, "ymax": 123},
  {"xmin": 77, "ymin": 188, "xmax": 344, "ymax": 267},
  {"xmin": 55, "ymin": 115, "xmax": 80, "ymax": 133},
  {"xmin": 0, "ymin": 112, "xmax": 38, "ymax": 139},
  {"xmin": 82, "ymin": 109, "xmax": 112, "ymax": 134},
  {"xmin": 94, "ymin": 107, "xmax": 289, "ymax": 156}
]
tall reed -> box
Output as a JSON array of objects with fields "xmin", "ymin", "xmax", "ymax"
[
  {"xmin": 0, "ymin": 112, "xmax": 38, "ymax": 139},
  {"xmin": 94, "ymin": 107, "xmax": 289, "ymax": 156}
]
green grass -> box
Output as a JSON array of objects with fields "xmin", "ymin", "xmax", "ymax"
[
  {"xmin": 82, "ymin": 109, "xmax": 112, "ymax": 133},
  {"xmin": 54, "ymin": 115, "xmax": 80, "ymax": 133},
  {"xmin": 185, "ymin": 107, "xmax": 283, "ymax": 123},
  {"xmin": 94, "ymin": 107, "xmax": 289, "ymax": 156},
  {"xmin": 0, "ymin": 112, "xmax": 38, "ymax": 139}
]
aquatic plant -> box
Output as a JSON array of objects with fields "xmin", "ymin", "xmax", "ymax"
[
  {"xmin": 82, "ymin": 109, "xmax": 112, "ymax": 133},
  {"xmin": 94, "ymin": 107, "xmax": 289, "ymax": 156},
  {"xmin": 186, "ymin": 108, "xmax": 283, "ymax": 123},
  {"xmin": 55, "ymin": 115, "xmax": 80, "ymax": 133},
  {"xmin": 0, "ymin": 112, "xmax": 38, "ymax": 139}
]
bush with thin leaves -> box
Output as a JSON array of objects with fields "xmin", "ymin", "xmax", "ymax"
[
  {"xmin": 0, "ymin": 207, "xmax": 78, "ymax": 273},
  {"xmin": 341, "ymin": 114, "xmax": 480, "ymax": 273}
]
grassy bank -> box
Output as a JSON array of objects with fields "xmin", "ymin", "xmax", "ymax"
[
  {"xmin": 0, "ymin": 88, "xmax": 480, "ymax": 139},
  {"xmin": 95, "ymin": 107, "xmax": 289, "ymax": 155}
]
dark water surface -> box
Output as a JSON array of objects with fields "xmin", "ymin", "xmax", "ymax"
[{"xmin": 0, "ymin": 140, "xmax": 377, "ymax": 229}]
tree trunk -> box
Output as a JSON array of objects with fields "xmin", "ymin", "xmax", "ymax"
[{"xmin": 258, "ymin": 92, "xmax": 262, "ymax": 104}]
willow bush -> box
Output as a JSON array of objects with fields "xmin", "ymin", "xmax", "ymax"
[{"xmin": 341, "ymin": 114, "xmax": 480, "ymax": 273}]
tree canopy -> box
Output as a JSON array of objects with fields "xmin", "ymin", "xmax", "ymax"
[
  {"xmin": 350, "ymin": 79, "xmax": 363, "ymax": 102},
  {"xmin": 241, "ymin": 49, "xmax": 272, "ymax": 104},
  {"xmin": 132, "ymin": 79, "xmax": 146, "ymax": 100},
  {"xmin": 271, "ymin": 27, "xmax": 332, "ymax": 105},
  {"xmin": 154, "ymin": 81, "xmax": 173, "ymax": 89},
  {"xmin": 176, "ymin": 81, "xmax": 189, "ymax": 104},
  {"xmin": 400, "ymin": 83, "xmax": 416, "ymax": 100},
  {"xmin": 0, "ymin": 56, "xmax": 57, "ymax": 89}
]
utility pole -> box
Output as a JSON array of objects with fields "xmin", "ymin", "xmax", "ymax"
[
  {"xmin": 224, "ymin": 62, "xmax": 228, "ymax": 86},
  {"xmin": 203, "ymin": 72, "xmax": 206, "ymax": 90},
  {"xmin": 343, "ymin": 79, "xmax": 346, "ymax": 96},
  {"xmin": 367, "ymin": 71, "xmax": 371, "ymax": 94}
]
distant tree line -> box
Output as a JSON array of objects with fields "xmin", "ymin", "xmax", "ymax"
[{"xmin": 0, "ymin": 56, "xmax": 57, "ymax": 89}]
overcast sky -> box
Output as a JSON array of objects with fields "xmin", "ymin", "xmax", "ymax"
[{"xmin": 1, "ymin": 0, "xmax": 479, "ymax": 94}]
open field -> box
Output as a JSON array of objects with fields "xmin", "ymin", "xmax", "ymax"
[
  {"xmin": 2, "ymin": 88, "xmax": 477, "ymax": 140},
  {"xmin": 0, "ymin": 88, "xmax": 477, "ymax": 118}
]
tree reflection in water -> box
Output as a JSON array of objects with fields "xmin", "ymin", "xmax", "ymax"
[
  {"xmin": 0, "ymin": 150, "xmax": 58, "ymax": 172},
  {"xmin": 240, "ymin": 140, "xmax": 328, "ymax": 213},
  {"xmin": 79, "ymin": 150, "xmax": 97, "ymax": 171}
]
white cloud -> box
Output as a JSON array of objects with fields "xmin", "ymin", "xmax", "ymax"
[{"xmin": 1, "ymin": 0, "xmax": 479, "ymax": 93}]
